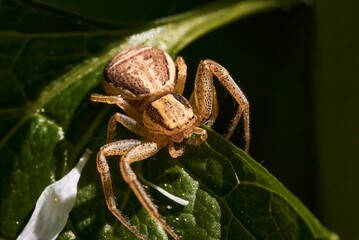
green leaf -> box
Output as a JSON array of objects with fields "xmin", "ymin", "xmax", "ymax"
[{"xmin": 0, "ymin": 0, "xmax": 337, "ymax": 239}]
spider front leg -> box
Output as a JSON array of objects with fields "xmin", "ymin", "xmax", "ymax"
[
  {"xmin": 174, "ymin": 56, "xmax": 187, "ymax": 94},
  {"xmin": 106, "ymin": 112, "xmax": 146, "ymax": 143},
  {"xmin": 194, "ymin": 59, "xmax": 250, "ymax": 152},
  {"xmin": 90, "ymin": 93, "xmax": 142, "ymax": 122},
  {"xmin": 96, "ymin": 139, "xmax": 146, "ymax": 240},
  {"xmin": 120, "ymin": 143, "xmax": 180, "ymax": 240}
]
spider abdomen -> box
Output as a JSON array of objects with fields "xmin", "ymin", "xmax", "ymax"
[{"xmin": 103, "ymin": 46, "xmax": 176, "ymax": 101}]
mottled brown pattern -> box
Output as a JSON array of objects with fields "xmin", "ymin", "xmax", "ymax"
[
  {"xmin": 143, "ymin": 94, "xmax": 195, "ymax": 133},
  {"xmin": 143, "ymin": 104, "xmax": 166, "ymax": 129},
  {"xmin": 172, "ymin": 93, "xmax": 191, "ymax": 108},
  {"xmin": 104, "ymin": 46, "xmax": 171, "ymax": 95}
]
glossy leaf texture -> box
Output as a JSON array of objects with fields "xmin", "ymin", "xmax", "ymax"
[{"xmin": 0, "ymin": 0, "xmax": 336, "ymax": 239}]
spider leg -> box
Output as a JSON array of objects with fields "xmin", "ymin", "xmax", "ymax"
[
  {"xmin": 194, "ymin": 59, "xmax": 250, "ymax": 152},
  {"xmin": 174, "ymin": 56, "xmax": 187, "ymax": 95},
  {"xmin": 225, "ymin": 105, "xmax": 243, "ymax": 140},
  {"xmin": 90, "ymin": 93, "xmax": 142, "ymax": 122},
  {"xmin": 193, "ymin": 62, "xmax": 214, "ymax": 125},
  {"xmin": 189, "ymin": 85, "xmax": 218, "ymax": 128},
  {"xmin": 96, "ymin": 139, "xmax": 147, "ymax": 240},
  {"xmin": 120, "ymin": 142, "xmax": 180, "ymax": 240},
  {"xmin": 203, "ymin": 86, "xmax": 219, "ymax": 128},
  {"xmin": 168, "ymin": 141, "xmax": 185, "ymax": 158},
  {"xmin": 106, "ymin": 112, "xmax": 146, "ymax": 143}
]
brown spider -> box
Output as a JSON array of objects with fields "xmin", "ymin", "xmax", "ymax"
[{"xmin": 90, "ymin": 46, "xmax": 250, "ymax": 240}]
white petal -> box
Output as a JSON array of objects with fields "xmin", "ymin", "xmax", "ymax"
[
  {"xmin": 138, "ymin": 174, "xmax": 189, "ymax": 206},
  {"xmin": 17, "ymin": 149, "xmax": 92, "ymax": 240}
]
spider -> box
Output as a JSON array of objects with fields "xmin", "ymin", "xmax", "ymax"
[{"xmin": 90, "ymin": 46, "xmax": 250, "ymax": 240}]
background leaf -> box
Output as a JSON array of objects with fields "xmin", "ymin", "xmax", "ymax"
[{"xmin": 1, "ymin": 0, "xmax": 352, "ymax": 239}]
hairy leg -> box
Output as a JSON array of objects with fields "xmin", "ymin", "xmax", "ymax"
[
  {"xmin": 96, "ymin": 139, "xmax": 147, "ymax": 240},
  {"xmin": 120, "ymin": 142, "xmax": 180, "ymax": 240}
]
